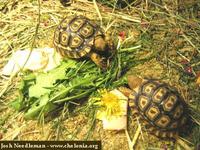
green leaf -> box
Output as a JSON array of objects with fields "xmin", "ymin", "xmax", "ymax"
[
  {"xmin": 49, "ymin": 75, "xmax": 96, "ymax": 102},
  {"xmin": 9, "ymin": 90, "xmax": 25, "ymax": 111},
  {"xmin": 23, "ymin": 73, "xmax": 36, "ymax": 81},
  {"xmin": 29, "ymin": 60, "xmax": 77, "ymax": 98},
  {"xmin": 24, "ymin": 94, "xmax": 57, "ymax": 119},
  {"xmin": 28, "ymin": 74, "xmax": 53, "ymax": 98},
  {"xmin": 9, "ymin": 98, "xmax": 22, "ymax": 111}
]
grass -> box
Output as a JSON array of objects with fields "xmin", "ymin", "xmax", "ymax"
[{"xmin": 0, "ymin": 0, "xmax": 200, "ymax": 149}]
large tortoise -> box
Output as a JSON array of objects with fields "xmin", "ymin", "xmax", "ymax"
[
  {"xmin": 119, "ymin": 76, "xmax": 189, "ymax": 139},
  {"xmin": 53, "ymin": 15, "xmax": 114, "ymax": 69}
]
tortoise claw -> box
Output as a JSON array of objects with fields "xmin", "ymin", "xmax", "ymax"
[{"xmin": 100, "ymin": 57, "xmax": 108, "ymax": 69}]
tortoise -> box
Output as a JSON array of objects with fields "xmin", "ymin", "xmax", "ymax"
[
  {"xmin": 53, "ymin": 15, "xmax": 114, "ymax": 69},
  {"xmin": 119, "ymin": 76, "xmax": 188, "ymax": 139}
]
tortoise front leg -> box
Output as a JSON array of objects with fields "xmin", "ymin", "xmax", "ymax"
[{"xmin": 88, "ymin": 52, "xmax": 107, "ymax": 69}]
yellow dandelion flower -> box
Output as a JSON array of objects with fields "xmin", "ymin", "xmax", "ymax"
[
  {"xmin": 96, "ymin": 89, "xmax": 128, "ymax": 130},
  {"xmin": 100, "ymin": 90, "xmax": 123, "ymax": 117}
]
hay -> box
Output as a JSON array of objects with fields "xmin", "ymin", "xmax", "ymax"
[{"xmin": 0, "ymin": 0, "xmax": 200, "ymax": 149}]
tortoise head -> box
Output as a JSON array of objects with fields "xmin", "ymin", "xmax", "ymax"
[
  {"xmin": 127, "ymin": 75, "xmax": 143, "ymax": 90},
  {"xmin": 118, "ymin": 75, "xmax": 143, "ymax": 97},
  {"xmin": 94, "ymin": 32, "xmax": 115, "ymax": 53},
  {"xmin": 94, "ymin": 36, "xmax": 106, "ymax": 51},
  {"xmin": 93, "ymin": 33, "xmax": 115, "ymax": 69}
]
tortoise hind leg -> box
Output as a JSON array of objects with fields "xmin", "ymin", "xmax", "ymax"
[{"xmin": 88, "ymin": 52, "xmax": 107, "ymax": 69}]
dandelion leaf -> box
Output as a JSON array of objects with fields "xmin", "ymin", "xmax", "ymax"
[
  {"xmin": 29, "ymin": 60, "xmax": 77, "ymax": 98},
  {"xmin": 24, "ymin": 94, "xmax": 57, "ymax": 119}
]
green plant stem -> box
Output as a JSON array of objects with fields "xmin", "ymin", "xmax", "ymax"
[{"xmin": 53, "ymin": 88, "xmax": 95, "ymax": 104}]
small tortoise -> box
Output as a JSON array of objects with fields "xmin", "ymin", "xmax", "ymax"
[
  {"xmin": 53, "ymin": 15, "xmax": 114, "ymax": 69},
  {"xmin": 119, "ymin": 76, "xmax": 188, "ymax": 139}
]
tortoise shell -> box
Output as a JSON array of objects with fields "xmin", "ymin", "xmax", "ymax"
[
  {"xmin": 129, "ymin": 79, "xmax": 188, "ymax": 138},
  {"xmin": 53, "ymin": 15, "xmax": 104, "ymax": 59}
]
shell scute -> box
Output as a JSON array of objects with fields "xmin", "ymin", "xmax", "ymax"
[
  {"xmin": 145, "ymin": 105, "xmax": 160, "ymax": 121},
  {"xmin": 69, "ymin": 34, "xmax": 84, "ymax": 48},
  {"xmin": 60, "ymin": 31, "xmax": 69, "ymax": 46},
  {"xmin": 70, "ymin": 18, "xmax": 85, "ymax": 32},
  {"xmin": 155, "ymin": 115, "xmax": 171, "ymax": 128},
  {"xmin": 173, "ymin": 104, "xmax": 184, "ymax": 119},
  {"xmin": 138, "ymin": 95, "xmax": 150, "ymax": 111},
  {"xmin": 142, "ymin": 82, "xmax": 157, "ymax": 95},
  {"xmin": 163, "ymin": 94, "xmax": 178, "ymax": 112},
  {"xmin": 152, "ymin": 87, "xmax": 167, "ymax": 103},
  {"xmin": 80, "ymin": 24, "xmax": 94, "ymax": 38}
]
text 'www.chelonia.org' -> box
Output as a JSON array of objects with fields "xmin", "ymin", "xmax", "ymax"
[{"xmin": 0, "ymin": 141, "xmax": 101, "ymax": 150}]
